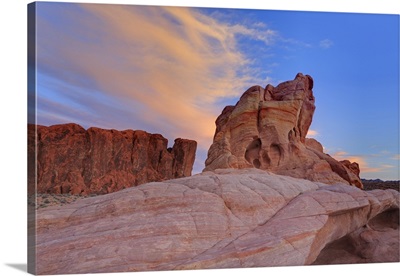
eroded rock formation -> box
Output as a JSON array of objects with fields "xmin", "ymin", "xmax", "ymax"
[
  {"xmin": 35, "ymin": 169, "xmax": 399, "ymax": 274},
  {"xmin": 204, "ymin": 73, "xmax": 362, "ymax": 188},
  {"xmin": 28, "ymin": 123, "xmax": 197, "ymax": 195}
]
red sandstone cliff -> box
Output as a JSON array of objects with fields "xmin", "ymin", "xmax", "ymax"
[{"xmin": 28, "ymin": 123, "xmax": 197, "ymax": 195}]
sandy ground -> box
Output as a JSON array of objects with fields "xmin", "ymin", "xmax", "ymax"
[{"xmin": 29, "ymin": 193, "xmax": 98, "ymax": 209}]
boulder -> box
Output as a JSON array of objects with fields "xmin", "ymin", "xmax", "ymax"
[
  {"xmin": 204, "ymin": 73, "xmax": 363, "ymax": 188},
  {"xmin": 35, "ymin": 169, "xmax": 399, "ymax": 274},
  {"xmin": 28, "ymin": 123, "xmax": 197, "ymax": 195}
]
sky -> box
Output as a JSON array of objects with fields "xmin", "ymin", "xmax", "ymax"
[{"xmin": 29, "ymin": 2, "xmax": 399, "ymax": 180}]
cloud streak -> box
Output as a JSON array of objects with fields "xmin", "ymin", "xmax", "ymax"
[
  {"xmin": 36, "ymin": 3, "xmax": 277, "ymax": 156},
  {"xmin": 319, "ymin": 39, "xmax": 333, "ymax": 48},
  {"xmin": 391, "ymin": 154, "xmax": 400, "ymax": 160},
  {"xmin": 331, "ymin": 151, "xmax": 394, "ymax": 174},
  {"xmin": 306, "ymin": 129, "xmax": 318, "ymax": 138}
]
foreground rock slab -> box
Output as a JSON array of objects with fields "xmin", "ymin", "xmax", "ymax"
[
  {"xmin": 35, "ymin": 169, "xmax": 399, "ymax": 274},
  {"xmin": 28, "ymin": 123, "xmax": 197, "ymax": 195}
]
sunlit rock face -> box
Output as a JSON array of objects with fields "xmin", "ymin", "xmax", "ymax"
[
  {"xmin": 28, "ymin": 123, "xmax": 197, "ymax": 195},
  {"xmin": 204, "ymin": 73, "xmax": 362, "ymax": 188}
]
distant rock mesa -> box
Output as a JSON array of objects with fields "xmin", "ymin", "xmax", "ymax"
[
  {"xmin": 204, "ymin": 73, "xmax": 363, "ymax": 188},
  {"xmin": 28, "ymin": 123, "xmax": 197, "ymax": 195}
]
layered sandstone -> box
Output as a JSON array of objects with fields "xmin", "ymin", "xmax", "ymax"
[
  {"xmin": 35, "ymin": 169, "xmax": 399, "ymax": 274},
  {"xmin": 28, "ymin": 123, "xmax": 197, "ymax": 195},
  {"xmin": 204, "ymin": 73, "xmax": 362, "ymax": 188}
]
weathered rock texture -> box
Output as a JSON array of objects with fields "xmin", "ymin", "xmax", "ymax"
[
  {"xmin": 204, "ymin": 73, "xmax": 362, "ymax": 188},
  {"xmin": 28, "ymin": 123, "xmax": 197, "ymax": 195},
  {"xmin": 35, "ymin": 169, "xmax": 399, "ymax": 274}
]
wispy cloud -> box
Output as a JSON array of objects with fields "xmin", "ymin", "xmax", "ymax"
[
  {"xmin": 306, "ymin": 129, "xmax": 319, "ymax": 138},
  {"xmin": 381, "ymin": 164, "xmax": 395, "ymax": 169},
  {"xmin": 391, "ymin": 154, "xmax": 400, "ymax": 160},
  {"xmin": 331, "ymin": 151, "xmax": 393, "ymax": 173},
  {"xmin": 37, "ymin": 4, "xmax": 277, "ymax": 153},
  {"xmin": 229, "ymin": 23, "xmax": 277, "ymax": 46},
  {"xmin": 319, "ymin": 39, "xmax": 333, "ymax": 49},
  {"xmin": 279, "ymin": 37, "xmax": 312, "ymax": 50}
]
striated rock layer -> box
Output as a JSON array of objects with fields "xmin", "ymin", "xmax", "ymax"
[
  {"xmin": 28, "ymin": 123, "xmax": 197, "ymax": 195},
  {"xmin": 35, "ymin": 169, "xmax": 399, "ymax": 274},
  {"xmin": 204, "ymin": 73, "xmax": 363, "ymax": 188}
]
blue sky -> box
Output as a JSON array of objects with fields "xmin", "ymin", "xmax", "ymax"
[{"xmin": 30, "ymin": 2, "xmax": 399, "ymax": 180}]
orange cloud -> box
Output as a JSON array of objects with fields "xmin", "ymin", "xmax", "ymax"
[
  {"xmin": 37, "ymin": 4, "xmax": 277, "ymax": 151},
  {"xmin": 331, "ymin": 151, "xmax": 391, "ymax": 173}
]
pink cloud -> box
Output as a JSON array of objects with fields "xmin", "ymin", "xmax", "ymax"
[
  {"xmin": 391, "ymin": 154, "xmax": 400, "ymax": 160},
  {"xmin": 37, "ymin": 4, "xmax": 277, "ymax": 151},
  {"xmin": 306, "ymin": 129, "xmax": 318, "ymax": 138},
  {"xmin": 331, "ymin": 151, "xmax": 392, "ymax": 173}
]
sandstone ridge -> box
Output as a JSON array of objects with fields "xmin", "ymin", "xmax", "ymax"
[
  {"xmin": 35, "ymin": 169, "xmax": 399, "ymax": 274},
  {"xmin": 28, "ymin": 123, "xmax": 197, "ymax": 195},
  {"xmin": 204, "ymin": 73, "xmax": 362, "ymax": 188}
]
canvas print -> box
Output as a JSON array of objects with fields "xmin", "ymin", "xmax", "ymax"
[{"xmin": 27, "ymin": 1, "xmax": 399, "ymax": 275}]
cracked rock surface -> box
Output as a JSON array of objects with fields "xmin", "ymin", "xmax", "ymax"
[{"xmin": 35, "ymin": 169, "xmax": 399, "ymax": 274}]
